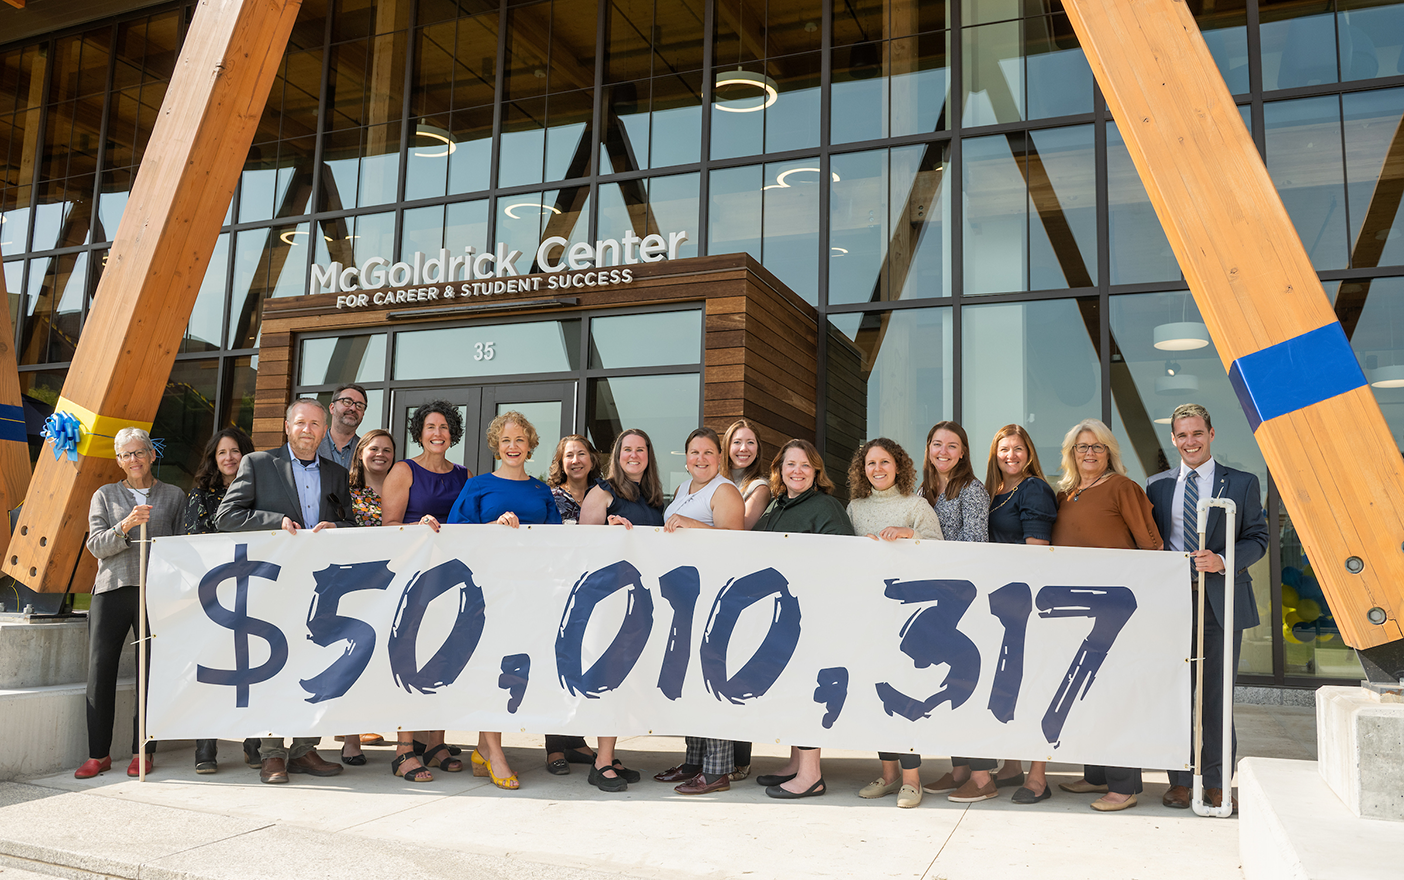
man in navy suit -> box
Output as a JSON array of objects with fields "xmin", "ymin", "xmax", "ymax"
[{"xmin": 1147, "ymin": 403, "xmax": 1269, "ymax": 812}]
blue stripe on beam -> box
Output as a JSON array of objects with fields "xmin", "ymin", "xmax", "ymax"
[
  {"xmin": 0, "ymin": 418, "xmax": 25, "ymax": 443},
  {"xmin": 0, "ymin": 404, "xmax": 22, "ymax": 423},
  {"xmin": 1229, "ymin": 322, "xmax": 1366, "ymax": 432}
]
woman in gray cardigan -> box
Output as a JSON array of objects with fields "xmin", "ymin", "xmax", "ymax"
[{"xmin": 75, "ymin": 427, "xmax": 185, "ymax": 780}]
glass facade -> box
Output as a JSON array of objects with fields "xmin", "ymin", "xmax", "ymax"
[{"xmin": 5, "ymin": 0, "xmax": 1404, "ymax": 684}]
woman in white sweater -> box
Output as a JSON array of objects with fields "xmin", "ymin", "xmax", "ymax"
[{"xmin": 845, "ymin": 438, "xmax": 942, "ymax": 808}]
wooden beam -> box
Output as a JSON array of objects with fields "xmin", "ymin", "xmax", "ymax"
[
  {"xmin": 2, "ymin": 0, "xmax": 303, "ymax": 592},
  {"xmin": 0, "ymin": 251, "xmax": 32, "ymax": 560},
  {"xmin": 1063, "ymin": 0, "xmax": 1404, "ymax": 649}
]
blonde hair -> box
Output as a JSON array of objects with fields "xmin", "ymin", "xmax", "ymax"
[
  {"xmin": 984, "ymin": 424, "xmax": 1045, "ymax": 494},
  {"xmin": 1056, "ymin": 418, "xmax": 1126, "ymax": 494},
  {"xmin": 486, "ymin": 410, "xmax": 539, "ymax": 458}
]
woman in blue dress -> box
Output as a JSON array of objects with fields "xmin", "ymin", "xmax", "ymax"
[{"xmin": 448, "ymin": 410, "xmax": 561, "ymax": 790}]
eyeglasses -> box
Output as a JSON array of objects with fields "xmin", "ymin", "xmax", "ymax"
[
  {"xmin": 1074, "ymin": 444, "xmax": 1108, "ymax": 455},
  {"xmin": 332, "ymin": 397, "xmax": 368, "ymax": 411},
  {"xmin": 116, "ymin": 450, "xmax": 151, "ymax": 462}
]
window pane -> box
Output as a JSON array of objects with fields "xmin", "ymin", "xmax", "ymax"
[
  {"xmin": 586, "ymin": 372, "xmax": 700, "ymax": 495},
  {"xmin": 499, "ymin": 98, "xmax": 546, "ymax": 187},
  {"xmin": 962, "ymin": 20, "xmax": 1022, "ymax": 127},
  {"xmin": 223, "ymin": 354, "xmax": 258, "ymax": 435},
  {"xmin": 1028, "ymin": 124, "xmax": 1096, "ymax": 290},
  {"xmin": 394, "ymin": 319, "xmax": 582, "ymax": 380},
  {"xmin": 711, "ymin": 51, "xmax": 821, "ymax": 160},
  {"xmin": 1343, "ymin": 87, "xmax": 1404, "ymax": 268},
  {"xmin": 1108, "ymin": 289, "xmax": 1273, "ymax": 674},
  {"xmin": 1281, "ymin": 509, "xmax": 1366, "ymax": 679},
  {"xmin": 152, "ymin": 358, "xmax": 219, "ymax": 491},
  {"xmin": 650, "ymin": 73, "xmax": 703, "ymax": 168},
  {"xmin": 1264, "ymin": 96, "xmax": 1349, "ymax": 271},
  {"xmin": 545, "ymin": 89, "xmax": 595, "ymax": 182},
  {"xmin": 447, "ymin": 198, "xmax": 491, "ymax": 257},
  {"xmin": 763, "ymin": 157, "xmax": 820, "ymax": 304},
  {"xmin": 1339, "ymin": 1, "xmax": 1404, "ymax": 84},
  {"xmin": 1191, "ymin": 0, "xmax": 1250, "ymax": 94},
  {"xmin": 825, "ymin": 308, "xmax": 953, "ymax": 479},
  {"xmin": 1261, "ymin": 0, "xmax": 1340, "ymax": 91},
  {"xmin": 300, "ymin": 333, "xmax": 388, "ymax": 385},
  {"xmin": 708, "ymin": 164, "xmax": 762, "ymax": 261},
  {"xmin": 1024, "ymin": 15, "xmax": 1092, "ymax": 120},
  {"xmin": 185, "ymin": 232, "xmax": 229, "ymax": 353},
  {"xmin": 962, "ymin": 297, "xmax": 1102, "ymax": 486},
  {"xmin": 589, "ymin": 309, "xmax": 701, "ymax": 368},
  {"xmin": 962, "ymin": 133, "xmax": 1025, "ymax": 294},
  {"xmin": 20, "ymin": 252, "xmax": 86, "ymax": 365},
  {"xmin": 1108, "ymin": 122, "xmax": 1180, "ymax": 285},
  {"xmin": 646, "ymin": 173, "xmax": 700, "ymax": 257},
  {"xmin": 891, "ymin": 32, "xmax": 950, "ymax": 138}
]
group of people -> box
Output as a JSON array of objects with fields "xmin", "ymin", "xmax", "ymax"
[{"xmin": 77, "ymin": 380, "xmax": 1268, "ymax": 814}]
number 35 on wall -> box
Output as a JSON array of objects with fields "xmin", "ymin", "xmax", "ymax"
[{"xmin": 473, "ymin": 341, "xmax": 495, "ymax": 361}]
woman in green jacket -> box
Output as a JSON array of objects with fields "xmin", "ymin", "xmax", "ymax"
[{"xmin": 753, "ymin": 439, "xmax": 854, "ymax": 800}]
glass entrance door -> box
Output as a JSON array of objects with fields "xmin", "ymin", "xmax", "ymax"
[{"xmin": 393, "ymin": 382, "xmax": 575, "ymax": 478}]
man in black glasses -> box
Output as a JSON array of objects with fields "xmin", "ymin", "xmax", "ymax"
[{"xmin": 319, "ymin": 383, "xmax": 367, "ymax": 468}]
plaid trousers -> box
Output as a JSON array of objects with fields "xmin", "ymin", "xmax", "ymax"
[{"xmin": 684, "ymin": 736, "xmax": 734, "ymax": 776}]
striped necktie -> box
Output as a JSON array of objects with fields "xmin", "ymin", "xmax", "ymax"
[{"xmin": 1182, "ymin": 470, "xmax": 1200, "ymax": 553}]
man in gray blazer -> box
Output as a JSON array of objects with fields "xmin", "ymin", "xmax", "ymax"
[
  {"xmin": 1147, "ymin": 403, "xmax": 1269, "ymax": 813},
  {"xmin": 215, "ymin": 397, "xmax": 356, "ymax": 784}
]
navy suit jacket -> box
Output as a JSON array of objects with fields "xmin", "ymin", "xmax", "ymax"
[{"xmin": 1147, "ymin": 461, "xmax": 1270, "ymax": 631}]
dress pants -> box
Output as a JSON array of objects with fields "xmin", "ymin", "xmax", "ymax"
[
  {"xmin": 544, "ymin": 734, "xmax": 589, "ymax": 754},
  {"xmin": 877, "ymin": 752, "xmax": 921, "ymax": 770},
  {"xmin": 1083, "ymin": 764, "xmax": 1142, "ymax": 795},
  {"xmin": 951, "ymin": 756, "xmax": 997, "ymax": 771},
  {"xmin": 86, "ymin": 586, "xmax": 155, "ymax": 759},
  {"xmin": 1168, "ymin": 601, "xmax": 1243, "ymax": 790},
  {"xmin": 733, "ymin": 741, "xmax": 751, "ymax": 766},
  {"xmin": 684, "ymin": 737, "xmax": 734, "ymax": 776},
  {"xmin": 259, "ymin": 737, "xmax": 320, "ymax": 762}
]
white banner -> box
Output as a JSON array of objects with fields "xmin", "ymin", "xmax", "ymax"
[{"xmin": 147, "ymin": 526, "xmax": 1191, "ymax": 770}]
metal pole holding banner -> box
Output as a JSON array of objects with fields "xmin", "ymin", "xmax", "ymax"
[
  {"xmin": 1192, "ymin": 497, "xmax": 1235, "ymax": 818},
  {"xmin": 138, "ymin": 521, "xmax": 149, "ymax": 783}
]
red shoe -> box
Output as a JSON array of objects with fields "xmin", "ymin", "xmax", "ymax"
[
  {"xmin": 74, "ymin": 757, "xmax": 111, "ymax": 779},
  {"xmin": 127, "ymin": 755, "xmax": 154, "ymax": 777}
]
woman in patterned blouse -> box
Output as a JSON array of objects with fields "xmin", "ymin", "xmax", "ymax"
[
  {"xmin": 183, "ymin": 426, "xmax": 254, "ymax": 774},
  {"xmin": 339, "ymin": 428, "xmax": 397, "ymax": 764},
  {"xmin": 546, "ymin": 434, "xmax": 601, "ymax": 524}
]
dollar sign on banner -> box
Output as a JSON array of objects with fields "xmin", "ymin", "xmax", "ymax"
[{"xmin": 196, "ymin": 543, "xmax": 290, "ymax": 708}]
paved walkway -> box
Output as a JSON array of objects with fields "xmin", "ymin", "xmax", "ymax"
[{"xmin": 0, "ymin": 705, "xmax": 1316, "ymax": 880}]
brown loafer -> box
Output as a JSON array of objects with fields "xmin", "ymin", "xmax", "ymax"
[
  {"xmin": 654, "ymin": 763, "xmax": 700, "ymax": 783},
  {"xmin": 259, "ymin": 757, "xmax": 288, "ymax": 784},
  {"xmin": 674, "ymin": 772, "xmax": 730, "ymax": 795},
  {"xmin": 1205, "ymin": 788, "xmax": 1238, "ymax": 813},
  {"xmin": 1162, "ymin": 785, "xmax": 1191, "ymax": 809},
  {"xmin": 288, "ymin": 749, "xmax": 343, "ymax": 777},
  {"xmin": 948, "ymin": 777, "xmax": 998, "ymax": 803},
  {"xmin": 922, "ymin": 772, "xmax": 960, "ymax": 793}
]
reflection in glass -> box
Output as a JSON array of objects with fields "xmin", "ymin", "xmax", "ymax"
[
  {"xmin": 1280, "ymin": 509, "xmax": 1366, "ymax": 678},
  {"xmin": 1190, "ymin": 0, "xmax": 1250, "ymax": 94},
  {"xmin": 763, "ymin": 158, "xmax": 821, "ymax": 303},
  {"xmin": 708, "ymin": 164, "xmax": 762, "ymax": 262},
  {"xmin": 447, "ymin": 199, "xmax": 490, "ymax": 255},
  {"xmin": 498, "ymin": 98, "xmax": 547, "ymax": 188},
  {"xmin": 1339, "ymin": 1, "xmax": 1404, "ymax": 85},
  {"xmin": 1260, "ymin": 1, "xmax": 1339, "ymax": 91},
  {"xmin": 601, "ymin": 74, "xmax": 703, "ymax": 173},
  {"xmin": 589, "ymin": 310, "xmax": 701, "ymax": 369},
  {"xmin": 646, "ymin": 173, "xmax": 700, "ymax": 257},
  {"xmin": 604, "ymin": 0, "xmax": 705, "ymax": 83},
  {"xmin": 300, "ymin": 333, "xmax": 388, "ymax": 385},
  {"xmin": 545, "ymin": 89, "xmax": 595, "ymax": 182},
  {"xmin": 395, "ymin": 319, "xmax": 581, "ymax": 380},
  {"xmin": 1340, "ymin": 276, "xmax": 1404, "ymax": 448},
  {"xmin": 834, "ymin": 0, "xmax": 946, "ymax": 44},
  {"xmin": 711, "ymin": 52, "xmax": 821, "ymax": 160},
  {"xmin": 1343, "ymin": 87, "xmax": 1404, "ymax": 269},
  {"xmin": 962, "ymin": 20, "xmax": 1022, "ymax": 127},
  {"xmin": 152, "ymin": 358, "xmax": 219, "ymax": 491},
  {"xmin": 1108, "ymin": 122, "xmax": 1179, "ymax": 285},
  {"xmin": 586, "ymin": 372, "xmax": 700, "ymax": 494},
  {"xmin": 20, "ymin": 252, "xmax": 86, "ymax": 365},
  {"xmin": 832, "ymin": 34, "xmax": 950, "ymax": 144},
  {"xmin": 240, "ymin": 140, "xmax": 314, "ymax": 223},
  {"xmin": 230, "ymin": 222, "xmax": 311, "ymax": 348},
  {"xmin": 830, "ymin": 143, "xmax": 951, "ymax": 304},
  {"xmin": 825, "ymin": 309, "xmax": 953, "ymax": 481},
  {"xmin": 1264, "ymin": 96, "xmax": 1349, "ymax": 271},
  {"xmin": 185, "ymin": 233, "xmax": 229, "ymax": 353},
  {"xmin": 224, "ymin": 355, "xmax": 258, "ymax": 435},
  {"xmin": 318, "ymin": 123, "xmax": 404, "ymax": 210},
  {"xmin": 962, "ymin": 297, "xmax": 1101, "ymax": 485},
  {"xmin": 1024, "ymin": 15, "xmax": 1092, "ymax": 120}
]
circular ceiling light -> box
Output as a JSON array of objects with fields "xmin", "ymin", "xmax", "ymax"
[
  {"xmin": 714, "ymin": 68, "xmax": 779, "ymax": 113},
  {"xmin": 1153, "ymin": 321, "xmax": 1211, "ymax": 351},
  {"xmin": 763, "ymin": 167, "xmax": 842, "ymax": 190},
  {"xmin": 503, "ymin": 202, "xmax": 563, "ymax": 220},
  {"xmin": 830, "ymin": 247, "xmax": 849, "ymax": 256},
  {"xmin": 1370, "ymin": 364, "xmax": 1404, "ymax": 388},
  {"xmin": 279, "ymin": 229, "xmax": 307, "ymax": 245},
  {"xmin": 413, "ymin": 121, "xmax": 457, "ymax": 158}
]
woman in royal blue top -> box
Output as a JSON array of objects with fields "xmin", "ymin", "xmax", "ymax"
[
  {"xmin": 381, "ymin": 400, "xmax": 471, "ymax": 784},
  {"xmin": 984, "ymin": 423, "xmax": 1058, "ymax": 805},
  {"xmin": 448, "ymin": 411, "xmax": 560, "ymax": 791}
]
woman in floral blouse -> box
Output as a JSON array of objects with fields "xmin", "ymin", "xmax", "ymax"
[{"xmin": 183, "ymin": 426, "xmax": 255, "ymax": 774}]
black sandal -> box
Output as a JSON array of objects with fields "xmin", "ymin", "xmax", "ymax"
[
  {"xmin": 413, "ymin": 739, "xmax": 462, "ymax": 757},
  {"xmin": 422, "ymin": 743, "xmax": 463, "ymax": 772},
  {"xmin": 546, "ymin": 757, "xmax": 570, "ymax": 775},
  {"xmin": 391, "ymin": 752, "xmax": 433, "ymax": 783}
]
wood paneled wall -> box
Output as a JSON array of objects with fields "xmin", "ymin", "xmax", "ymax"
[{"xmin": 256, "ymin": 254, "xmax": 819, "ymax": 461}]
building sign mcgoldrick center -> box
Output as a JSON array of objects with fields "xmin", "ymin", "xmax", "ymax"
[{"xmin": 312, "ymin": 229, "xmax": 689, "ymax": 310}]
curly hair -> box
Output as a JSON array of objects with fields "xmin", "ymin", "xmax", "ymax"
[
  {"xmin": 768, "ymin": 438, "xmax": 834, "ymax": 497},
  {"xmin": 848, "ymin": 437, "xmax": 917, "ymax": 500},
  {"xmin": 409, "ymin": 400, "xmax": 464, "ymax": 449},
  {"xmin": 984, "ymin": 424, "xmax": 1046, "ymax": 495},
  {"xmin": 487, "ymin": 410, "xmax": 539, "ymax": 458},
  {"xmin": 547, "ymin": 434, "xmax": 600, "ymax": 488},
  {"xmin": 919, "ymin": 421, "xmax": 977, "ymax": 505},
  {"xmin": 192, "ymin": 427, "xmax": 255, "ymax": 493},
  {"xmin": 604, "ymin": 429, "xmax": 665, "ymax": 508},
  {"xmin": 349, "ymin": 429, "xmax": 396, "ymax": 490}
]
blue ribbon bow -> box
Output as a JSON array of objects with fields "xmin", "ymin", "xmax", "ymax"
[{"xmin": 40, "ymin": 412, "xmax": 82, "ymax": 462}]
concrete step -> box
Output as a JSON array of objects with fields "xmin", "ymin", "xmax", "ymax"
[
  {"xmin": 1239, "ymin": 757, "xmax": 1402, "ymax": 880},
  {"xmin": 0, "ymin": 681, "xmax": 136, "ymax": 781}
]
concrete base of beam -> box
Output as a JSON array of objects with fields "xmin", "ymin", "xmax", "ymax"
[{"xmin": 1315, "ymin": 685, "xmax": 1404, "ymax": 820}]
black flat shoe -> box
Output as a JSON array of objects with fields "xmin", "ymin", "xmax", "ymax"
[
  {"xmin": 756, "ymin": 772, "xmax": 797, "ymax": 787},
  {"xmin": 342, "ymin": 752, "xmax": 367, "ymax": 767},
  {"xmin": 589, "ymin": 764, "xmax": 628, "ymax": 792},
  {"xmin": 1011, "ymin": 785, "xmax": 1052, "ymax": 804},
  {"xmin": 611, "ymin": 759, "xmax": 642, "ymax": 784},
  {"xmin": 563, "ymin": 747, "xmax": 596, "ymax": 764},
  {"xmin": 766, "ymin": 778, "xmax": 826, "ymax": 799},
  {"xmin": 996, "ymin": 771, "xmax": 1026, "ymax": 788},
  {"xmin": 546, "ymin": 758, "xmax": 570, "ymax": 775}
]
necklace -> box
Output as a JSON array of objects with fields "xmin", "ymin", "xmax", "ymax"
[
  {"xmin": 1071, "ymin": 472, "xmax": 1108, "ymax": 501},
  {"xmin": 990, "ymin": 477, "xmax": 1025, "ymax": 513}
]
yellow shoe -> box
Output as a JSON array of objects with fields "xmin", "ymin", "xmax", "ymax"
[{"xmin": 470, "ymin": 749, "xmax": 520, "ymax": 790}]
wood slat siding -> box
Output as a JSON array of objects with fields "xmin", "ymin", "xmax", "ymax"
[
  {"xmin": 1063, "ymin": 0, "xmax": 1404, "ymax": 648},
  {"xmin": 256, "ymin": 255, "xmax": 820, "ymax": 466}
]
